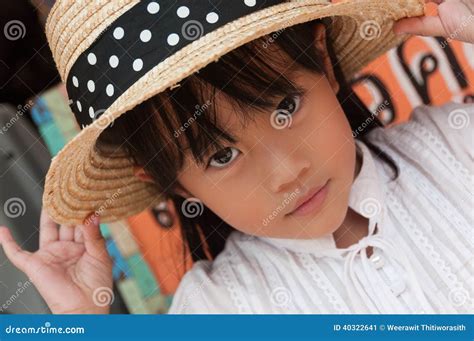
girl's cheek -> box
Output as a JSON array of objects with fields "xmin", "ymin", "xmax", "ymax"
[{"xmin": 220, "ymin": 193, "xmax": 266, "ymax": 231}]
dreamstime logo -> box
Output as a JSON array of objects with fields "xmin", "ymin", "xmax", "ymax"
[
  {"xmin": 3, "ymin": 197, "xmax": 26, "ymax": 218},
  {"xmin": 270, "ymin": 286, "xmax": 292, "ymax": 307},
  {"xmin": 262, "ymin": 28, "xmax": 285, "ymax": 49},
  {"xmin": 3, "ymin": 20, "xmax": 26, "ymax": 41},
  {"xmin": 448, "ymin": 287, "xmax": 470, "ymax": 307},
  {"xmin": 439, "ymin": 14, "xmax": 474, "ymax": 49},
  {"xmin": 92, "ymin": 287, "xmax": 114, "ymax": 307},
  {"xmin": 83, "ymin": 189, "xmax": 122, "ymax": 225},
  {"xmin": 91, "ymin": 109, "xmax": 115, "ymax": 130},
  {"xmin": 262, "ymin": 188, "xmax": 300, "ymax": 226},
  {"xmin": 261, "ymin": 16, "xmax": 299, "ymax": 48},
  {"xmin": 448, "ymin": 109, "xmax": 470, "ymax": 130},
  {"xmin": 359, "ymin": 197, "xmax": 381, "ymax": 218},
  {"xmin": 352, "ymin": 100, "xmax": 390, "ymax": 137},
  {"xmin": 0, "ymin": 101, "xmax": 34, "ymax": 135},
  {"xmin": 180, "ymin": 277, "xmax": 212, "ymax": 310},
  {"xmin": 270, "ymin": 110, "xmax": 292, "ymax": 130},
  {"xmin": 0, "ymin": 280, "xmax": 32, "ymax": 313},
  {"xmin": 181, "ymin": 197, "xmax": 204, "ymax": 218},
  {"xmin": 359, "ymin": 20, "xmax": 381, "ymax": 41},
  {"xmin": 182, "ymin": 20, "xmax": 204, "ymax": 41},
  {"xmin": 174, "ymin": 100, "xmax": 212, "ymax": 138}
]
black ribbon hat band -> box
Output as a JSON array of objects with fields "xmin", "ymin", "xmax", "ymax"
[{"xmin": 66, "ymin": 0, "xmax": 284, "ymax": 129}]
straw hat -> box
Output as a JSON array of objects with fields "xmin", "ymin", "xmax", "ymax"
[{"xmin": 43, "ymin": 0, "xmax": 425, "ymax": 225}]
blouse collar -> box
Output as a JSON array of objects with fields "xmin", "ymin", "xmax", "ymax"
[{"xmin": 257, "ymin": 139, "xmax": 386, "ymax": 256}]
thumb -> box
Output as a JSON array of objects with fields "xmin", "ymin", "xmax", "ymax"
[
  {"xmin": 393, "ymin": 16, "xmax": 446, "ymax": 37},
  {"xmin": 81, "ymin": 214, "xmax": 108, "ymax": 260},
  {"xmin": 0, "ymin": 226, "xmax": 32, "ymax": 273}
]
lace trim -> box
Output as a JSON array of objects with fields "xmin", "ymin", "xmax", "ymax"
[
  {"xmin": 387, "ymin": 193, "xmax": 473, "ymax": 310},
  {"xmin": 382, "ymin": 121, "xmax": 473, "ymax": 244},
  {"xmin": 399, "ymin": 121, "xmax": 473, "ymax": 188},
  {"xmin": 218, "ymin": 250, "xmax": 253, "ymax": 313},
  {"xmin": 406, "ymin": 162, "xmax": 472, "ymax": 244}
]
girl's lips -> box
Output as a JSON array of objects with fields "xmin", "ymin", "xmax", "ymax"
[{"xmin": 286, "ymin": 179, "xmax": 330, "ymax": 217}]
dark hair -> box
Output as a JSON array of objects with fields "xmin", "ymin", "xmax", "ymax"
[{"xmin": 97, "ymin": 19, "xmax": 399, "ymax": 266}]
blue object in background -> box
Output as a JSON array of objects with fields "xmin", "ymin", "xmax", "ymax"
[{"xmin": 106, "ymin": 238, "xmax": 132, "ymax": 280}]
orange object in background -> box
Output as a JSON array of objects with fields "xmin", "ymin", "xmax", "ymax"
[
  {"xmin": 353, "ymin": 39, "xmax": 473, "ymax": 125},
  {"xmin": 353, "ymin": 2, "xmax": 473, "ymax": 124},
  {"xmin": 127, "ymin": 202, "xmax": 193, "ymax": 295}
]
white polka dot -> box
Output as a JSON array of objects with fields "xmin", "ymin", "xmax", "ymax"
[
  {"xmin": 109, "ymin": 55, "xmax": 119, "ymax": 68},
  {"xmin": 106, "ymin": 84, "xmax": 114, "ymax": 97},
  {"xmin": 76, "ymin": 100, "xmax": 82, "ymax": 112},
  {"xmin": 89, "ymin": 107, "xmax": 95, "ymax": 118},
  {"xmin": 244, "ymin": 0, "xmax": 256, "ymax": 6},
  {"xmin": 147, "ymin": 2, "xmax": 160, "ymax": 14},
  {"xmin": 140, "ymin": 29, "xmax": 152, "ymax": 42},
  {"xmin": 177, "ymin": 6, "xmax": 189, "ymax": 18},
  {"xmin": 87, "ymin": 80, "xmax": 95, "ymax": 92},
  {"xmin": 206, "ymin": 12, "xmax": 219, "ymax": 24},
  {"xmin": 133, "ymin": 58, "xmax": 143, "ymax": 71},
  {"xmin": 72, "ymin": 76, "xmax": 79, "ymax": 87},
  {"xmin": 113, "ymin": 27, "xmax": 124, "ymax": 40},
  {"xmin": 167, "ymin": 33, "xmax": 179, "ymax": 46},
  {"xmin": 87, "ymin": 52, "xmax": 97, "ymax": 65}
]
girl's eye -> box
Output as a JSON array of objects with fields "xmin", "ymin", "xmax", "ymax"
[
  {"xmin": 207, "ymin": 147, "xmax": 240, "ymax": 169},
  {"xmin": 276, "ymin": 93, "xmax": 302, "ymax": 117}
]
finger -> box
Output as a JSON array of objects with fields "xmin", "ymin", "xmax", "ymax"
[
  {"xmin": 74, "ymin": 225, "xmax": 84, "ymax": 243},
  {"xmin": 82, "ymin": 214, "xmax": 107, "ymax": 259},
  {"xmin": 0, "ymin": 226, "xmax": 32, "ymax": 273},
  {"xmin": 59, "ymin": 224, "xmax": 75, "ymax": 241},
  {"xmin": 393, "ymin": 15, "xmax": 447, "ymax": 37},
  {"xmin": 39, "ymin": 208, "xmax": 59, "ymax": 248}
]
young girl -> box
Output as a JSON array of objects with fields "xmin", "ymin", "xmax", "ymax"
[{"xmin": 0, "ymin": 0, "xmax": 472, "ymax": 314}]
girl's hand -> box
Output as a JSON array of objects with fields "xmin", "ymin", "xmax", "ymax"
[
  {"xmin": 0, "ymin": 209, "xmax": 113, "ymax": 314},
  {"xmin": 393, "ymin": 0, "xmax": 474, "ymax": 44}
]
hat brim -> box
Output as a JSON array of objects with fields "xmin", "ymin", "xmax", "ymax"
[{"xmin": 43, "ymin": 0, "xmax": 425, "ymax": 224}]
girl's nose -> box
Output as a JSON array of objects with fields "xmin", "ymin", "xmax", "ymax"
[{"xmin": 269, "ymin": 152, "xmax": 311, "ymax": 193}]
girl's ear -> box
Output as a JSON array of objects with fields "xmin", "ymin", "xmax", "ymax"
[
  {"xmin": 133, "ymin": 165, "xmax": 154, "ymax": 183},
  {"xmin": 313, "ymin": 22, "xmax": 340, "ymax": 94}
]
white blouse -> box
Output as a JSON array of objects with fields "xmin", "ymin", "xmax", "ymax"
[{"xmin": 168, "ymin": 101, "xmax": 473, "ymax": 314}]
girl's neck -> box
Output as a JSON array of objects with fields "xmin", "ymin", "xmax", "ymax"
[{"xmin": 332, "ymin": 146, "xmax": 374, "ymax": 256}]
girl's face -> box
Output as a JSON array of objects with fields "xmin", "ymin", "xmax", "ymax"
[
  {"xmin": 137, "ymin": 24, "xmax": 358, "ymax": 239},
  {"xmin": 176, "ymin": 71, "xmax": 356, "ymax": 239}
]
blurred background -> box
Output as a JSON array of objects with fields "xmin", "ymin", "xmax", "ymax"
[{"xmin": 0, "ymin": 1, "xmax": 473, "ymax": 314}]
